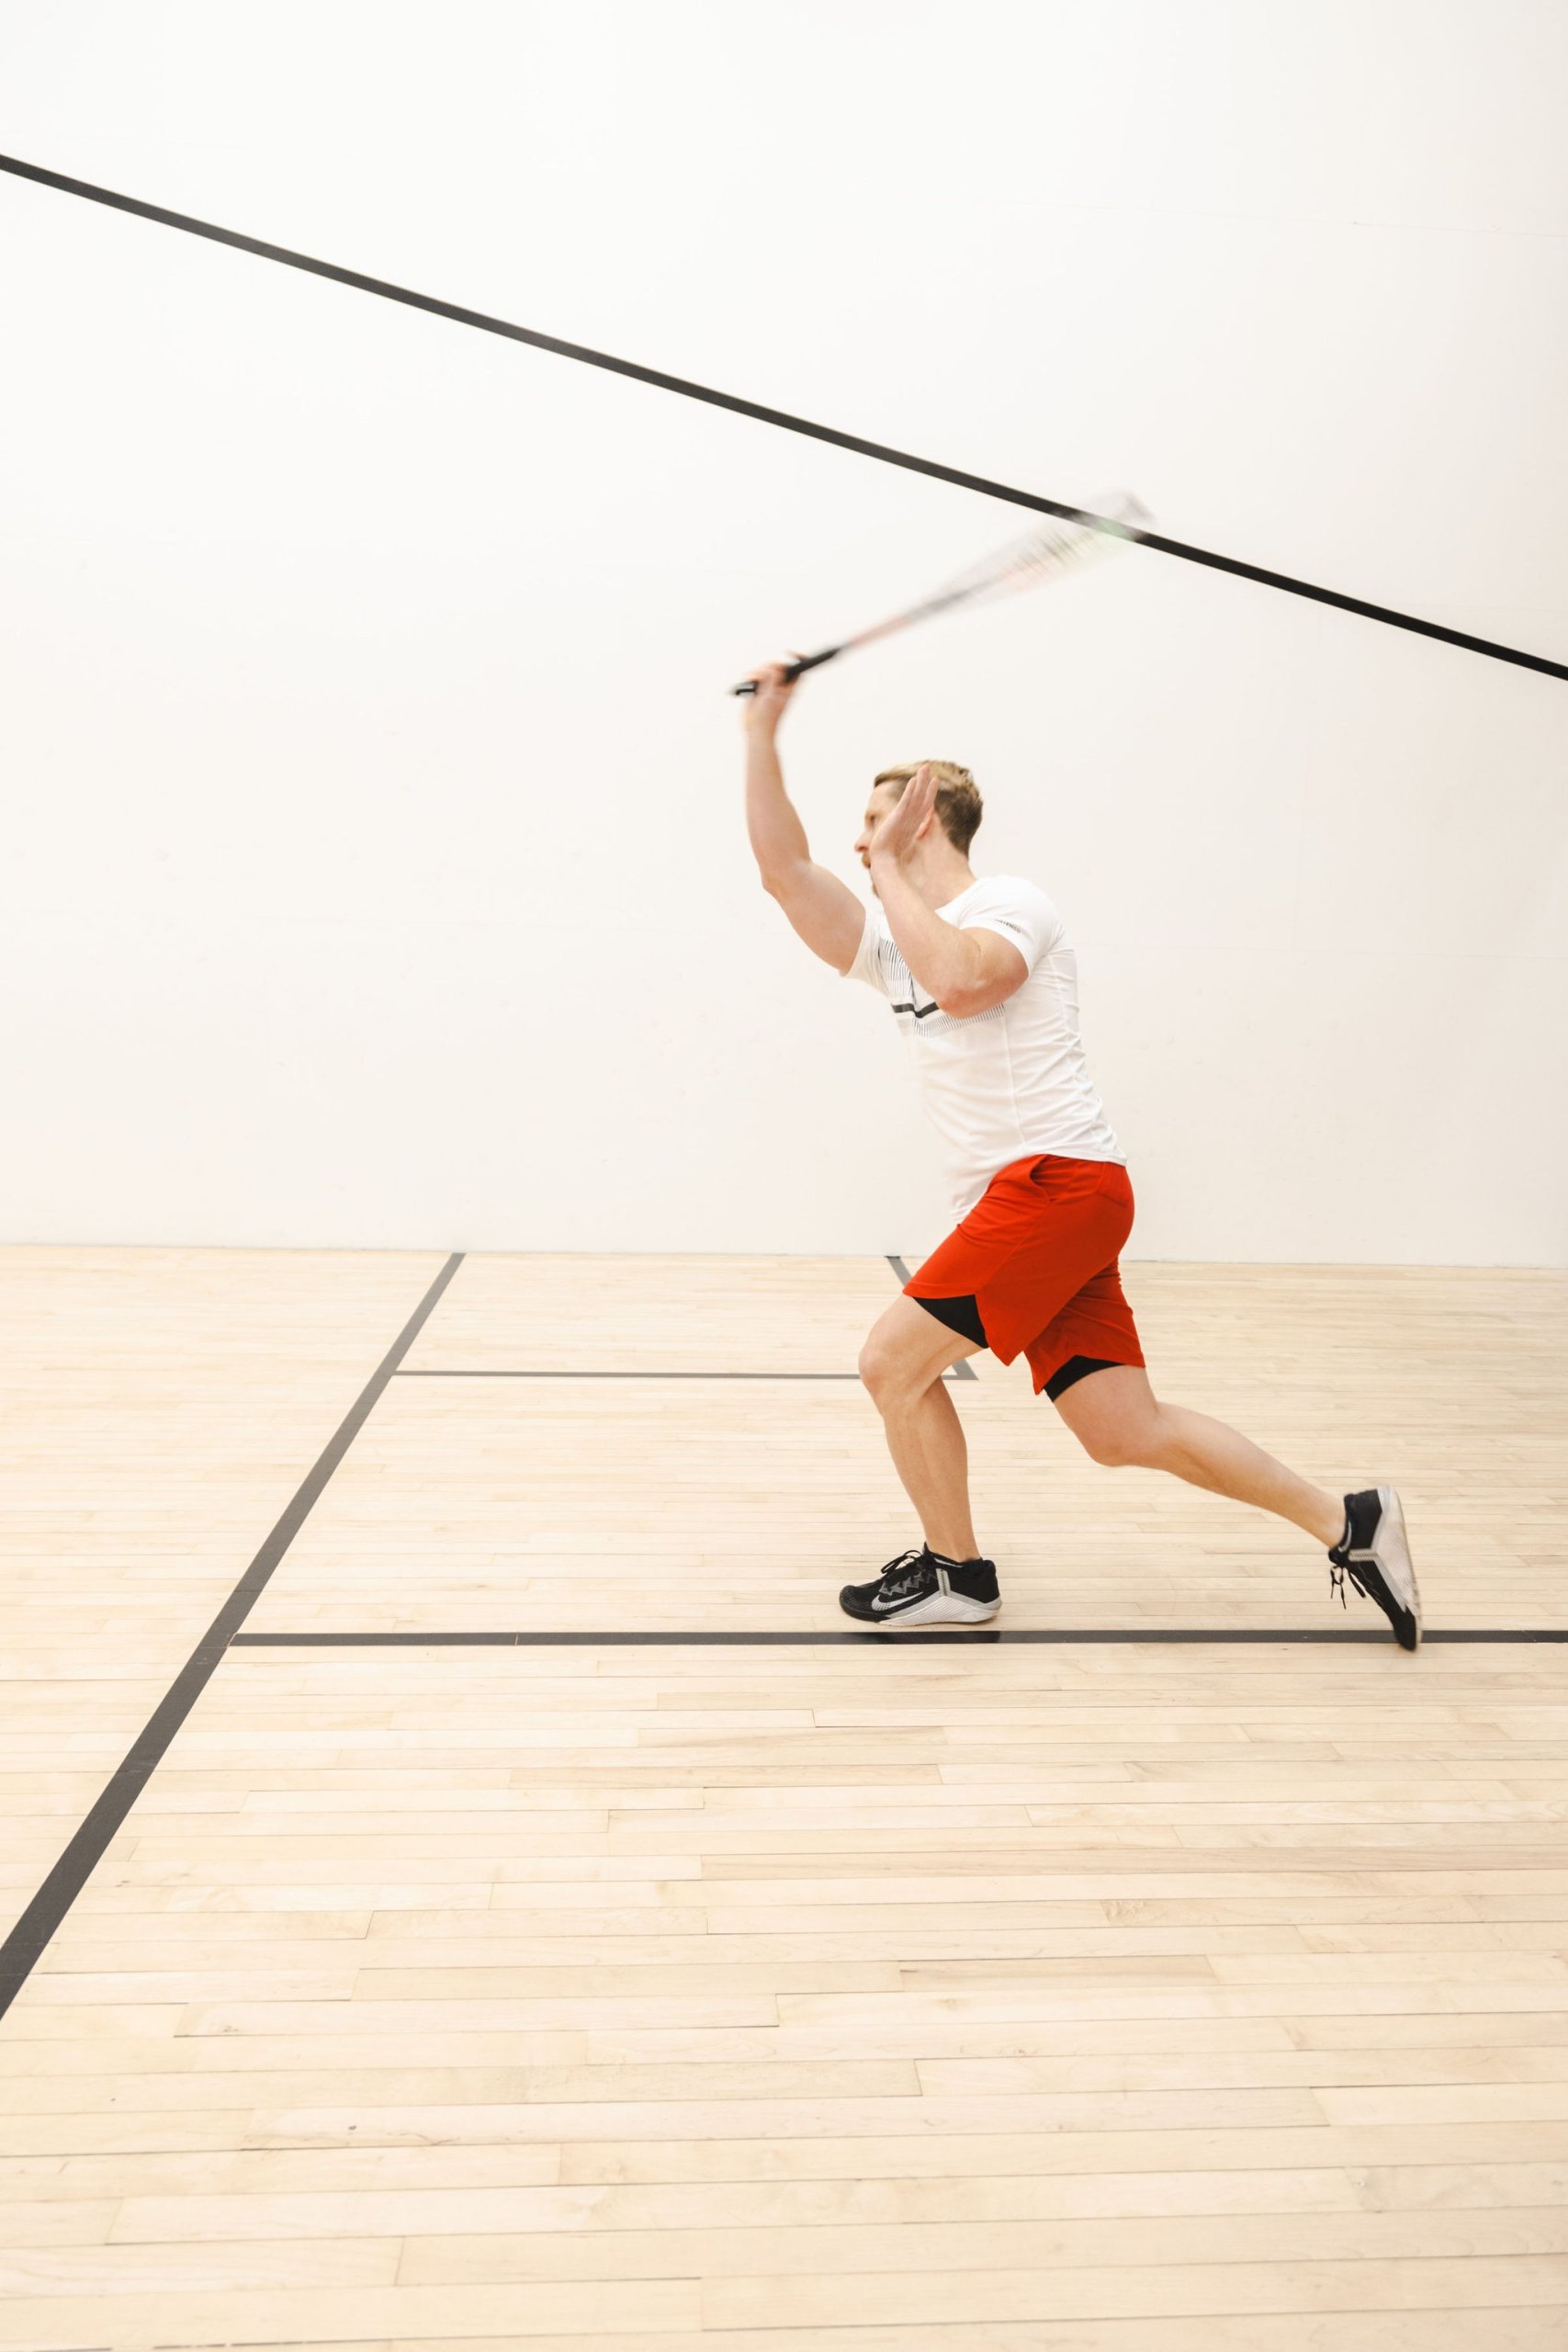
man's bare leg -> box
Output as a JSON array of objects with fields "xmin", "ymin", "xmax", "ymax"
[
  {"xmin": 857, "ymin": 1295, "xmax": 985, "ymax": 1559},
  {"xmin": 1052, "ymin": 1365, "xmax": 1343, "ymax": 1545}
]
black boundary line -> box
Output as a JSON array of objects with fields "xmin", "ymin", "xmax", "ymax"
[
  {"xmin": 397, "ymin": 1368, "xmax": 966, "ymax": 1384},
  {"xmin": 1, "ymin": 151, "xmax": 1563, "ymax": 686},
  {"xmin": 0, "ymin": 1251, "xmax": 465, "ymax": 2023},
  {"xmin": 230, "ymin": 1628, "xmax": 1568, "ymax": 1648},
  {"xmin": 398, "ymin": 1369, "xmax": 863, "ymax": 1381},
  {"xmin": 889, "ymin": 1251, "xmax": 977, "ymax": 1379}
]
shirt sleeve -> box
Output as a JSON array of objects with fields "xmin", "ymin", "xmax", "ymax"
[
  {"xmin": 842, "ymin": 903, "xmax": 892, "ymax": 995},
  {"xmin": 956, "ymin": 878, "xmax": 1059, "ymax": 977}
]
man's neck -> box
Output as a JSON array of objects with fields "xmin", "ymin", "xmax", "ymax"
[
  {"xmin": 870, "ymin": 850, "xmax": 977, "ymax": 910},
  {"xmin": 913, "ymin": 854, "xmax": 976, "ymax": 909}
]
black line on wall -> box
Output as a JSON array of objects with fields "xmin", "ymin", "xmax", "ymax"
[{"xmin": 1, "ymin": 151, "xmax": 1562, "ymax": 683}]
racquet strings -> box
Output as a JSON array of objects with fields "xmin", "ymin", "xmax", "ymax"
[{"xmin": 733, "ymin": 491, "xmax": 1151, "ymax": 693}]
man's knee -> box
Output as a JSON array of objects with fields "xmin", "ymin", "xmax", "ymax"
[
  {"xmin": 1073, "ymin": 1410, "xmax": 1165, "ymax": 1470},
  {"xmin": 858, "ymin": 1334, "xmax": 898, "ymax": 1402},
  {"xmin": 1076, "ymin": 1426, "xmax": 1135, "ymax": 1469},
  {"xmin": 859, "ymin": 1331, "xmax": 928, "ymax": 1406}
]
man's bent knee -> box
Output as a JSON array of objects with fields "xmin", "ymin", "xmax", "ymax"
[
  {"xmin": 859, "ymin": 1343, "xmax": 917, "ymax": 1405},
  {"xmin": 1072, "ymin": 1415, "xmax": 1166, "ymax": 1471},
  {"xmin": 1076, "ymin": 1428, "xmax": 1135, "ymax": 1469},
  {"xmin": 859, "ymin": 1335, "xmax": 940, "ymax": 1408}
]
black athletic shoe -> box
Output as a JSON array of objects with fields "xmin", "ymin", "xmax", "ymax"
[
  {"xmin": 839, "ymin": 1545, "xmax": 1001, "ymax": 1628},
  {"xmin": 1328, "ymin": 1487, "xmax": 1422, "ymax": 1650}
]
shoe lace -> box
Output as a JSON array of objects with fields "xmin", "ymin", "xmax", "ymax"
[
  {"xmin": 878, "ymin": 1547, "xmax": 933, "ymax": 1599},
  {"xmin": 1328, "ymin": 1559, "xmax": 1371, "ymax": 1610}
]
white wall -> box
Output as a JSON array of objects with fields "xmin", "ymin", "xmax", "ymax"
[{"xmin": 2, "ymin": 0, "xmax": 1564, "ymax": 1262}]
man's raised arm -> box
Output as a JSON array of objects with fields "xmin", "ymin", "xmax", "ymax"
[{"xmin": 742, "ymin": 662, "xmax": 867, "ymax": 974}]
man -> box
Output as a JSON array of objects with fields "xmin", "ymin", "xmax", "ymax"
[{"xmin": 741, "ymin": 659, "xmax": 1421, "ymax": 1646}]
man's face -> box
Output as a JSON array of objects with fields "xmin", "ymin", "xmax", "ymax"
[{"xmin": 854, "ymin": 783, "xmax": 902, "ymax": 887}]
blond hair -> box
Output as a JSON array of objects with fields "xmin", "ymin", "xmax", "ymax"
[{"xmin": 874, "ymin": 761, "xmax": 984, "ymax": 854}]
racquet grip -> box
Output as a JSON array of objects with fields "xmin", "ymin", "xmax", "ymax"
[{"xmin": 730, "ymin": 643, "xmax": 843, "ymax": 695}]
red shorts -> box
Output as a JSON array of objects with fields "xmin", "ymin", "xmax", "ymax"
[{"xmin": 905, "ymin": 1154, "xmax": 1145, "ymax": 1397}]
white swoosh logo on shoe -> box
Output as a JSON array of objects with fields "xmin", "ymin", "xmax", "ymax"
[{"xmin": 871, "ymin": 1593, "xmax": 909, "ymax": 1611}]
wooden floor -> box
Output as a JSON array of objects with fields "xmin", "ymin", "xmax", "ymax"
[{"xmin": 1, "ymin": 1247, "xmax": 1566, "ymax": 2349}]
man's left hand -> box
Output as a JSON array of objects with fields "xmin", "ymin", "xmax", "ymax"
[{"xmin": 869, "ymin": 762, "xmax": 938, "ymax": 866}]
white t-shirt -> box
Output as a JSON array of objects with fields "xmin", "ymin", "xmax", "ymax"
[{"xmin": 845, "ymin": 874, "xmax": 1123, "ymax": 1219}]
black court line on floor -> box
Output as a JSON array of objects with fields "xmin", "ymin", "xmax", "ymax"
[
  {"xmin": 397, "ymin": 1369, "xmax": 967, "ymax": 1383},
  {"xmin": 231, "ymin": 1628, "xmax": 1568, "ymax": 1647},
  {"xmin": 0, "ymin": 1252, "xmax": 465, "ymax": 2023},
  {"xmin": 402, "ymin": 1369, "xmax": 860, "ymax": 1380}
]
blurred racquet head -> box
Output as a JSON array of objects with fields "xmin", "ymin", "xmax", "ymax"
[{"xmin": 731, "ymin": 491, "xmax": 1150, "ymax": 694}]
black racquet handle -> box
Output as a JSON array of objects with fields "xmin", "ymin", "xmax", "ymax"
[{"xmin": 731, "ymin": 643, "xmax": 844, "ymax": 695}]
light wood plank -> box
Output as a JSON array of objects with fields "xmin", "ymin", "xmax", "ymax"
[{"xmin": 1, "ymin": 1248, "xmax": 1564, "ymax": 2349}]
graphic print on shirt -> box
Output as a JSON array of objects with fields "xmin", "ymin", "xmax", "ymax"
[
  {"xmin": 845, "ymin": 874, "xmax": 1124, "ymax": 1219},
  {"xmin": 864, "ymin": 928, "xmax": 1004, "ymax": 1034}
]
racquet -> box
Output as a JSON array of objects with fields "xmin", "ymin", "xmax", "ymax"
[{"xmin": 731, "ymin": 491, "xmax": 1152, "ymax": 695}]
